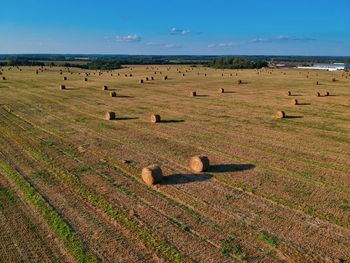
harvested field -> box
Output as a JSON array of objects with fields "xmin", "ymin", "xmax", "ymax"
[{"xmin": 0, "ymin": 65, "xmax": 349, "ymax": 262}]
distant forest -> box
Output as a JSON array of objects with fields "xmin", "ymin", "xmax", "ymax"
[
  {"xmin": 0, "ymin": 58, "xmax": 122, "ymax": 70},
  {"xmin": 0, "ymin": 54, "xmax": 349, "ymax": 70},
  {"xmin": 208, "ymin": 57, "xmax": 268, "ymax": 69}
]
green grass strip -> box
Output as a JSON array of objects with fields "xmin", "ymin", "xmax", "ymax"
[
  {"xmin": 0, "ymin": 158, "xmax": 97, "ymax": 263},
  {"xmin": 30, "ymin": 147, "xmax": 191, "ymax": 263},
  {"xmin": 0, "ymin": 127, "xmax": 191, "ymax": 263}
]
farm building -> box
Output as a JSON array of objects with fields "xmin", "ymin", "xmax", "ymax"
[{"xmin": 298, "ymin": 63, "xmax": 348, "ymax": 71}]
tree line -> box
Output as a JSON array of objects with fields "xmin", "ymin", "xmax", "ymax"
[
  {"xmin": 0, "ymin": 59, "xmax": 122, "ymax": 70},
  {"xmin": 208, "ymin": 57, "xmax": 268, "ymax": 69}
]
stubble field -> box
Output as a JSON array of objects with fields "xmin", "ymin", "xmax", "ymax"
[{"xmin": 0, "ymin": 65, "xmax": 349, "ymax": 262}]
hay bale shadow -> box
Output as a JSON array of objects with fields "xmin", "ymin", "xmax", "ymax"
[
  {"xmin": 196, "ymin": 95, "xmax": 209, "ymax": 97},
  {"xmin": 160, "ymin": 119, "xmax": 185, "ymax": 123},
  {"xmin": 209, "ymin": 163, "xmax": 255, "ymax": 173},
  {"xmin": 116, "ymin": 117, "xmax": 139, "ymax": 121},
  {"xmin": 284, "ymin": 115, "xmax": 303, "ymax": 119},
  {"xmin": 117, "ymin": 95, "xmax": 134, "ymax": 98},
  {"xmin": 162, "ymin": 173, "xmax": 212, "ymax": 185}
]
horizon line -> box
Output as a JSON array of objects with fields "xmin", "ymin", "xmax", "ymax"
[{"xmin": 0, "ymin": 53, "xmax": 349, "ymax": 58}]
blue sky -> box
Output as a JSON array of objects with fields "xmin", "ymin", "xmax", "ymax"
[{"xmin": 0, "ymin": 0, "xmax": 349, "ymax": 55}]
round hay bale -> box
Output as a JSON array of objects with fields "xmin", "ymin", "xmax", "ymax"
[
  {"xmin": 110, "ymin": 91, "xmax": 117, "ymax": 97},
  {"xmin": 163, "ymin": 76, "xmax": 168, "ymax": 80},
  {"xmin": 219, "ymin": 88, "xmax": 224, "ymax": 93},
  {"xmin": 84, "ymin": 78, "xmax": 88, "ymax": 81},
  {"xmin": 332, "ymin": 78, "xmax": 336, "ymax": 82},
  {"xmin": 146, "ymin": 77, "xmax": 149, "ymax": 81},
  {"xmin": 317, "ymin": 92, "xmax": 321, "ymax": 97},
  {"xmin": 102, "ymin": 85, "xmax": 108, "ymax": 90},
  {"xmin": 129, "ymin": 74, "xmax": 132, "ymax": 77},
  {"xmin": 316, "ymin": 81, "xmax": 319, "ymax": 85},
  {"xmin": 104, "ymin": 112, "xmax": 116, "ymax": 120},
  {"xmin": 190, "ymin": 91, "xmax": 196, "ymax": 97},
  {"xmin": 141, "ymin": 165, "xmax": 163, "ymax": 186},
  {"xmin": 237, "ymin": 79, "xmax": 242, "ymax": 84},
  {"xmin": 325, "ymin": 91, "xmax": 330, "ymax": 96},
  {"xmin": 182, "ymin": 73, "xmax": 185, "ymax": 76},
  {"xmin": 1, "ymin": 77, "xmax": 6, "ymax": 80},
  {"xmin": 150, "ymin": 114, "xmax": 161, "ymax": 123},
  {"xmin": 150, "ymin": 76, "xmax": 154, "ymax": 80},
  {"xmin": 60, "ymin": 84, "xmax": 66, "ymax": 90},
  {"xmin": 292, "ymin": 99, "xmax": 298, "ymax": 105},
  {"xmin": 189, "ymin": 155, "xmax": 209, "ymax": 173},
  {"xmin": 63, "ymin": 77, "xmax": 67, "ymax": 80},
  {"xmin": 139, "ymin": 79, "xmax": 144, "ymax": 84},
  {"xmin": 287, "ymin": 91, "xmax": 292, "ymax": 96},
  {"xmin": 275, "ymin": 111, "xmax": 285, "ymax": 119}
]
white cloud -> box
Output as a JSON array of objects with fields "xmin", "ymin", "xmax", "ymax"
[
  {"xmin": 208, "ymin": 42, "xmax": 237, "ymax": 49},
  {"xmin": 113, "ymin": 34, "xmax": 141, "ymax": 42},
  {"xmin": 146, "ymin": 42, "xmax": 181, "ymax": 48},
  {"xmin": 248, "ymin": 35, "xmax": 316, "ymax": 43},
  {"xmin": 247, "ymin": 37, "xmax": 267, "ymax": 43},
  {"xmin": 164, "ymin": 43, "xmax": 181, "ymax": 48},
  {"xmin": 170, "ymin": 27, "xmax": 201, "ymax": 36},
  {"xmin": 146, "ymin": 42, "xmax": 163, "ymax": 46}
]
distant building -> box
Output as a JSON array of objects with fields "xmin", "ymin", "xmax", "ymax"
[
  {"xmin": 275, "ymin": 62, "xmax": 306, "ymax": 68},
  {"xmin": 297, "ymin": 63, "xmax": 347, "ymax": 71}
]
